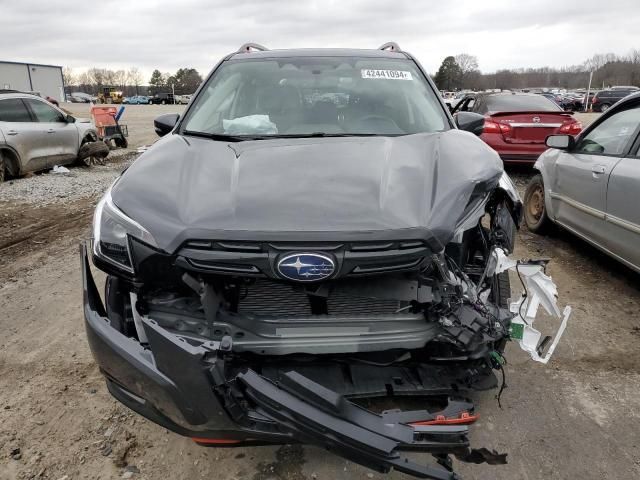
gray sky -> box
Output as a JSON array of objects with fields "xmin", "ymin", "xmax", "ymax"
[{"xmin": 1, "ymin": 0, "xmax": 638, "ymax": 80}]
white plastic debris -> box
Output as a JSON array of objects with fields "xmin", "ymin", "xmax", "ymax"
[
  {"xmin": 51, "ymin": 165, "xmax": 70, "ymax": 174},
  {"xmin": 494, "ymin": 248, "xmax": 571, "ymax": 364},
  {"xmin": 223, "ymin": 115, "xmax": 277, "ymax": 135}
]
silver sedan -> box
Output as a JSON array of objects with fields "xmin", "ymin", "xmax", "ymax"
[{"xmin": 524, "ymin": 92, "xmax": 640, "ymax": 272}]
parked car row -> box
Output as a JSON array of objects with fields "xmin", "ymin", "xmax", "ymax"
[
  {"xmin": 537, "ymin": 87, "xmax": 640, "ymax": 113},
  {"xmin": 67, "ymin": 93, "xmax": 194, "ymax": 105},
  {"xmin": 147, "ymin": 93, "xmax": 192, "ymax": 104},
  {"xmin": 591, "ymin": 86, "xmax": 639, "ymax": 112},
  {"xmin": 537, "ymin": 91, "xmax": 591, "ymax": 112}
]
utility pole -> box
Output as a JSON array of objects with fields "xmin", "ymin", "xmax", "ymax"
[
  {"xmin": 584, "ymin": 71, "xmax": 593, "ymax": 112},
  {"xmin": 171, "ymin": 83, "xmax": 175, "ymax": 104}
]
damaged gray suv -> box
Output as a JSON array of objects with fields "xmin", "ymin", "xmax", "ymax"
[{"xmin": 82, "ymin": 43, "xmax": 570, "ymax": 479}]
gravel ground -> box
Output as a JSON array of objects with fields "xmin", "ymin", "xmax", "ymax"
[{"xmin": 0, "ymin": 151, "xmax": 136, "ymax": 206}]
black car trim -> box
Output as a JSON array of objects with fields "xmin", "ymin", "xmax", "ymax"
[
  {"xmin": 239, "ymin": 369, "xmax": 463, "ymax": 480},
  {"xmin": 498, "ymin": 154, "xmax": 540, "ymax": 163}
]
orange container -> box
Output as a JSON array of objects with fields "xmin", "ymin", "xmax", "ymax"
[{"xmin": 90, "ymin": 105, "xmax": 118, "ymax": 127}]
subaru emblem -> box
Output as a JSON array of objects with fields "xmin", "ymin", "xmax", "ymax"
[{"xmin": 276, "ymin": 253, "xmax": 336, "ymax": 282}]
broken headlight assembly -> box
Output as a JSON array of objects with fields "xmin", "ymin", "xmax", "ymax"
[{"xmin": 92, "ymin": 188, "xmax": 157, "ymax": 273}]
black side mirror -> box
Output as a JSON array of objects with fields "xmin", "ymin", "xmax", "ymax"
[
  {"xmin": 154, "ymin": 113, "xmax": 180, "ymax": 137},
  {"xmin": 65, "ymin": 115, "xmax": 76, "ymax": 123},
  {"xmin": 545, "ymin": 134, "xmax": 574, "ymax": 150},
  {"xmin": 454, "ymin": 111, "xmax": 485, "ymax": 136}
]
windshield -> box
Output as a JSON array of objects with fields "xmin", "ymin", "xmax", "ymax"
[
  {"xmin": 486, "ymin": 95, "xmax": 562, "ymax": 112},
  {"xmin": 181, "ymin": 56, "xmax": 449, "ymax": 138}
]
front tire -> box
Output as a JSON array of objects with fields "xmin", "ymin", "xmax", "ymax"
[
  {"xmin": 524, "ymin": 174, "xmax": 551, "ymax": 233},
  {"xmin": 78, "ymin": 140, "xmax": 110, "ymax": 166}
]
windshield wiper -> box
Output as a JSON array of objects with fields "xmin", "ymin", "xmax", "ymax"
[
  {"xmin": 262, "ymin": 132, "xmax": 389, "ymax": 139},
  {"xmin": 182, "ymin": 130, "xmax": 260, "ymax": 142},
  {"xmin": 183, "ymin": 131, "xmax": 404, "ymax": 142}
]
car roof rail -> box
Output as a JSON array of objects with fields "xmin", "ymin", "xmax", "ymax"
[
  {"xmin": 378, "ymin": 42, "xmax": 401, "ymax": 52},
  {"xmin": 237, "ymin": 43, "xmax": 269, "ymax": 53}
]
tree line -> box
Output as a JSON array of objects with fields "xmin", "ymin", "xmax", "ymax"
[
  {"xmin": 148, "ymin": 68, "xmax": 203, "ymax": 95},
  {"xmin": 434, "ymin": 49, "xmax": 640, "ymax": 91},
  {"xmin": 63, "ymin": 67, "xmax": 203, "ymax": 96}
]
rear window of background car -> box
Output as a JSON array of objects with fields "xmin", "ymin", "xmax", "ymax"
[
  {"xmin": 0, "ymin": 98, "xmax": 32, "ymax": 122},
  {"xmin": 485, "ymin": 95, "xmax": 562, "ymax": 112}
]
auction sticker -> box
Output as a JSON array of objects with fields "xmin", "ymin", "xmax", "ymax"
[{"xmin": 361, "ymin": 69, "xmax": 413, "ymax": 80}]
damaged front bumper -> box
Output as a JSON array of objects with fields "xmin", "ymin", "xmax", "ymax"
[{"xmin": 82, "ymin": 244, "xmax": 508, "ymax": 479}]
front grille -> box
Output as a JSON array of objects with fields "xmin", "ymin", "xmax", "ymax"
[
  {"xmin": 239, "ymin": 279, "xmax": 402, "ymax": 317},
  {"xmin": 178, "ymin": 239, "xmax": 430, "ymax": 279}
]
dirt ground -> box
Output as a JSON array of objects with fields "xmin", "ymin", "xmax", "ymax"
[{"xmin": 2, "ymin": 110, "xmax": 639, "ymax": 480}]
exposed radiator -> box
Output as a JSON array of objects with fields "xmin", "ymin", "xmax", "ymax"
[{"xmin": 239, "ymin": 279, "xmax": 403, "ymax": 316}]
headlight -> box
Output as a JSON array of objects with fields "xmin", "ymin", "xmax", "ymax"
[{"xmin": 92, "ymin": 188, "xmax": 157, "ymax": 273}]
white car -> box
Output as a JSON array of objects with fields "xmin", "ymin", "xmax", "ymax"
[
  {"xmin": 175, "ymin": 94, "xmax": 192, "ymax": 105},
  {"xmin": 0, "ymin": 92, "xmax": 105, "ymax": 181}
]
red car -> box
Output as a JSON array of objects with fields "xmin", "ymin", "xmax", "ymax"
[{"xmin": 453, "ymin": 92, "xmax": 582, "ymax": 164}]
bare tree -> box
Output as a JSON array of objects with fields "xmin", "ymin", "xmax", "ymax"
[
  {"xmin": 112, "ymin": 70, "xmax": 127, "ymax": 89},
  {"xmin": 103, "ymin": 70, "xmax": 117, "ymax": 86},
  {"xmin": 127, "ymin": 67, "xmax": 143, "ymax": 95},
  {"xmin": 583, "ymin": 54, "xmax": 609, "ymax": 72},
  {"xmin": 455, "ymin": 54, "xmax": 479, "ymax": 75},
  {"xmin": 454, "ymin": 54, "xmax": 480, "ymax": 89},
  {"xmin": 629, "ymin": 49, "xmax": 640, "ymax": 64},
  {"xmin": 86, "ymin": 68, "xmax": 106, "ymax": 87},
  {"xmin": 62, "ymin": 67, "xmax": 76, "ymax": 87}
]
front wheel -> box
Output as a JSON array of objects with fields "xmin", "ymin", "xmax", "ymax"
[
  {"xmin": 523, "ymin": 174, "xmax": 551, "ymax": 233},
  {"xmin": 599, "ymin": 103, "xmax": 610, "ymax": 112},
  {"xmin": 78, "ymin": 140, "xmax": 110, "ymax": 166}
]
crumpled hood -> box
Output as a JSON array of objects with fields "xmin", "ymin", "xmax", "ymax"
[{"xmin": 112, "ymin": 130, "xmax": 503, "ymax": 253}]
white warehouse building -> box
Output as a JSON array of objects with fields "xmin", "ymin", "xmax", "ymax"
[{"xmin": 0, "ymin": 61, "xmax": 65, "ymax": 102}]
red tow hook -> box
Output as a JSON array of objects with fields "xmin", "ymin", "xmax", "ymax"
[{"xmin": 409, "ymin": 411, "xmax": 479, "ymax": 426}]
